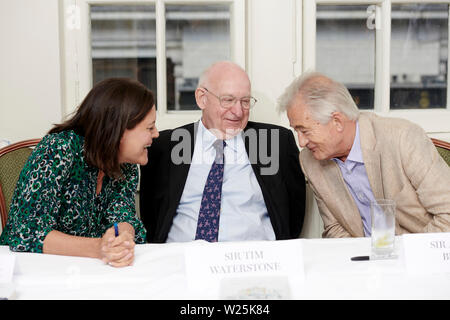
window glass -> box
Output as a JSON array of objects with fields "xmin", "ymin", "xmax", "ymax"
[
  {"xmin": 165, "ymin": 4, "xmax": 231, "ymax": 110},
  {"xmin": 90, "ymin": 5, "xmax": 157, "ymax": 103},
  {"xmin": 390, "ymin": 4, "xmax": 448, "ymax": 109},
  {"xmin": 316, "ymin": 5, "xmax": 375, "ymax": 109}
]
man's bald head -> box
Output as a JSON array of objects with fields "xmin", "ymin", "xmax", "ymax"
[{"xmin": 198, "ymin": 61, "xmax": 250, "ymax": 91}]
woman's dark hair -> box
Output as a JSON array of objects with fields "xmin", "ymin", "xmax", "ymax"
[{"xmin": 49, "ymin": 78, "xmax": 155, "ymax": 179}]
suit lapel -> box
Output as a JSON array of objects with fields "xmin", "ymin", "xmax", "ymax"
[
  {"xmin": 167, "ymin": 122, "xmax": 197, "ymax": 215},
  {"xmin": 244, "ymin": 123, "xmax": 263, "ymax": 180},
  {"xmin": 359, "ymin": 114, "xmax": 385, "ymax": 200},
  {"xmin": 321, "ymin": 160, "xmax": 365, "ymax": 237},
  {"xmin": 243, "ymin": 123, "xmax": 283, "ymax": 237},
  {"xmin": 243, "ymin": 123, "xmax": 267, "ymax": 190}
]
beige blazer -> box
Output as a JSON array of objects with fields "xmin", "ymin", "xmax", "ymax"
[{"xmin": 300, "ymin": 112, "xmax": 450, "ymax": 238}]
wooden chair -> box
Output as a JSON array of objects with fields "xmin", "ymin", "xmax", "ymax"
[
  {"xmin": 0, "ymin": 139, "xmax": 41, "ymax": 228},
  {"xmin": 431, "ymin": 138, "xmax": 450, "ymax": 167}
]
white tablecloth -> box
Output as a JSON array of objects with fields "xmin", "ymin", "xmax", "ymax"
[{"xmin": 1, "ymin": 236, "xmax": 449, "ymax": 299}]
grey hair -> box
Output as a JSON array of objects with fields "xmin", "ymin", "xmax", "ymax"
[{"xmin": 277, "ymin": 71, "xmax": 360, "ymax": 124}]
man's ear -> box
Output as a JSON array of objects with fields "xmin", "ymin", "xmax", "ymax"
[
  {"xmin": 195, "ymin": 87, "xmax": 207, "ymax": 110},
  {"xmin": 331, "ymin": 112, "xmax": 345, "ymax": 132}
]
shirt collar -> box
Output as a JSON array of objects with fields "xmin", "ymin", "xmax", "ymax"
[
  {"xmin": 346, "ymin": 121, "xmax": 363, "ymax": 164},
  {"xmin": 332, "ymin": 121, "xmax": 363, "ymax": 169}
]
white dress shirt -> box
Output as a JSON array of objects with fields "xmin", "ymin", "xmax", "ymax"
[{"xmin": 166, "ymin": 119, "xmax": 275, "ymax": 242}]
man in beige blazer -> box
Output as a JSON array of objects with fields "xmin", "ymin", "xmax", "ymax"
[{"xmin": 278, "ymin": 72, "xmax": 450, "ymax": 238}]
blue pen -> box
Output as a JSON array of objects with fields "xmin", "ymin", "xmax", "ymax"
[{"xmin": 114, "ymin": 223, "xmax": 119, "ymax": 237}]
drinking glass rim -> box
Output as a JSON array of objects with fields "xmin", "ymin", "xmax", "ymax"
[{"xmin": 371, "ymin": 199, "xmax": 395, "ymax": 205}]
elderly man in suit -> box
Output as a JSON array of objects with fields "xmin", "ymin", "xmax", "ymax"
[
  {"xmin": 278, "ymin": 72, "xmax": 450, "ymax": 238},
  {"xmin": 139, "ymin": 61, "xmax": 306, "ymax": 243}
]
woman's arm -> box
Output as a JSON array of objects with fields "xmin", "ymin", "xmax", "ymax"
[
  {"xmin": 102, "ymin": 163, "xmax": 147, "ymax": 243},
  {"xmin": 43, "ymin": 230, "xmax": 102, "ymax": 258},
  {"xmin": 43, "ymin": 222, "xmax": 136, "ymax": 267}
]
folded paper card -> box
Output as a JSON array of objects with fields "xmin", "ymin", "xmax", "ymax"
[
  {"xmin": 184, "ymin": 239, "xmax": 304, "ymax": 298},
  {"xmin": 403, "ymin": 232, "xmax": 450, "ymax": 275},
  {"xmin": 0, "ymin": 253, "xmax": 15, "ymax": 284},
  {"xmin": 0, "ymin": 253, "xmax": 16, "ymax": 300}
]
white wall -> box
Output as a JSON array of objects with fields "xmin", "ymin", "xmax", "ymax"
[
  {"xmin": 247, "ymin": 0, "xmax": 323, "ymax": 238},
  {"xmin": 247, "ymin": 0, "xmax": 298, "ymax": 127},
  {"xmin": 0, "ymin": 0, "xmax": 63, "ymax": 144}
]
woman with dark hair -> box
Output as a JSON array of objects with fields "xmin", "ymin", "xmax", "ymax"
[{"xmin": 0, "ymin": 78, "xmax": 159, "ymax": 267}]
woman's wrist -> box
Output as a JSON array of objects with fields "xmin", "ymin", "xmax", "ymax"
[{"xmin": 117, "ymin": 222, "xmax": 135, "ymax": 239}]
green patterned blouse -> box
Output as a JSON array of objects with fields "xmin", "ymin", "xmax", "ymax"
[{"xmin": 0, "ymin": 130, "xmax": 146, "ymax": 252}]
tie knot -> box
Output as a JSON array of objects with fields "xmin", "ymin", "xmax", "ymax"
[
  {"xmin": 213, "ymin": 140, "xmax": 226, "ymax": 163},
  {"xmin": 213, "ymin": 139, "xmax": 226, "ymax": 149}
]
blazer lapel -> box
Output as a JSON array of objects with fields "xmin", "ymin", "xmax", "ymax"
[
  {"xmin": 243, "ymin": 123, "xmax": 283, "ymax": 237},
  {"xmin": 243, "ymin": 123, "xmax": 262, "ymax": 178},
  {"xmin": 243, "ymin": 122, "xmax": 268, "ymax": 189},
  {"xmin": 321, "ymin": 160, "xmax": 365, "ymax": 237},
  {"xmin": 359, "ymin": 114, "xmax": 385, "ymax": 200},
  {"xmin": 167, "ymin": 122, "xmax": 197, "ymax": 215}
]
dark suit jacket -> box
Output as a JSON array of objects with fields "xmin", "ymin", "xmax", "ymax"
[{"xmin": 139, "ymin": 121, "xmax": 306, "ymax": 243}]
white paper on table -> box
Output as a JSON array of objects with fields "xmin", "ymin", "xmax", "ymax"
[
  {"xmin": 184, "ymin": 239, "xmax": 304, "ymax": 298},
  {"xmin": 402, "ymin": 232, "xmax": 450, "ymax": 275},
  {"xmin": 219, "ymin": 276, "xmax": 291, "ymax": 299},
  {"xmin": 0, "ymin": 283, "xmax": 15, "ymax": 300},
  {"xmin": 0, "ymin": 254, "xmax": 16, "ymax": 299},
  {"xmin": 0, "ymin": 254, "xmax": 15, "ymax": 283}
]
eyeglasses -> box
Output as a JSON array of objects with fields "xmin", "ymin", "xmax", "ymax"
[{"xmin": 201, "ymin": 87, "xmax": 257, "ymax": 110}]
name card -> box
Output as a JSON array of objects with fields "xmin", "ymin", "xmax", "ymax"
[
  {"xmin": 403, "ymin": 232, "xmax": 450, "ymax": 275},
  {"xmin": 184, "ymin": 239, "xmax": 304, "ymax": 297},
  {"xmin": 0, "ymin": 254, "xmax": 16, "ymax": 283}
]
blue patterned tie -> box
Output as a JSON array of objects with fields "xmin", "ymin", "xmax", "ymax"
[{"xmin": 195, "ymin": 140, "xmax": 226, "ymax": 242}]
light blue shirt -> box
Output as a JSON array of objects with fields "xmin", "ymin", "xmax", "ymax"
[
  {"xmin": 166, "ymin": 120, "xmax": 276, "ymax": 242},
  {"xmin": 332, "ymin": 122, "xmax": 375, "ymax": 237}
]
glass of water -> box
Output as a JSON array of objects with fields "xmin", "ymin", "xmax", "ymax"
[{"xmin": 370, "ymin": 199, "xmax": 396, "ymax": 259}]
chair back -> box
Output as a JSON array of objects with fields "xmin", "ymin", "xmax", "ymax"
[
  {"xmin": 431, "ymin": 138, "xmax": 450, "ymax": 167},
  {"xmin": 0, "ymin": 139, "xmax": 41, "ymax": 228}
]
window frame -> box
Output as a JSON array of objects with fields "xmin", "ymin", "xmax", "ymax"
[
  {"xmin": 62, "ymin": 0, "xmax": 246, "ymax": 130},
  {"xmin": 302, "ymin": 0, "xmax": 450, "ymax": 133}
]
